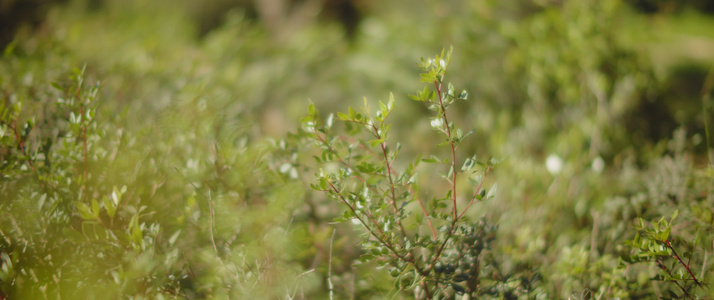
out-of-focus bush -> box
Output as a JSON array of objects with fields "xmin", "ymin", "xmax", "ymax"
[
  {"xmin": 1, "ymin": 0, "xmax": 714, "ymax": 298},
  {"xmin": 0, "ymin": 3, "xmax": 320, "ymax": 298}
]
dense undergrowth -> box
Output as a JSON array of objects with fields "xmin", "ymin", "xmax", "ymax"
[{"xmin": 1, "ymin": 0, "xmax": 714, "ymax": 299}]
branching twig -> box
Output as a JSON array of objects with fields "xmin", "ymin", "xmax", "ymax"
[
  {"xmin": 657, "ymin": 260, "xmax": 691, "ymax": 298},
  {"xmin": 664, "ymin": 239, "xmax": 701, "ymax": 286},
  {"xmin": 458, "ymin": 166, "xmax": 491, "ymax": 220},
  {"xmin": 371, "ymin": 122, "xmax": 408, "ymax": 239}
]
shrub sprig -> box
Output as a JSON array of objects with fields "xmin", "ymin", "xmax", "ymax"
[{"xmin": 303, "ymin": 47, "xmax": 505, "ymax": 298}]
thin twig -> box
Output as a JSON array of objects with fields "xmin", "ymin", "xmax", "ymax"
[
  {"xmin": 664, "ymin": 239, "xmax": 701, "ymax": 286},
  {"xmin": 656, "ymin": 260, "xmax": 690, "ymax": 298},
  {"xmin": 412, "ymin": 189, "xmax": 437, "ymax": 239},
  {"xmin": 434, "ymin": 78, "xmax": 458, "ymax": 220},
  {"xmin": 289, "ymin": 269, "xmax": 315, "ymax": 299},
  {"xmin": 458, "ymin": 167, "xmax": 491, "ymax": 220},
  {"xmin": 208, "ymin": 190, "xmax": 219, "ymax": 256},
  {"xmin": 326, "ymin": 181, "xmax": 414, "ymax": 264},
  {"xmin": 701, "ymin": 249, "xmax": 708, "ymax": 281},
  {"xmin": 371, "ymin": 122, "xmax": 409, "ymax": 239},
  {"xmin": 328, "ymin": 228, "xmax": 336, "ymax": 300}
]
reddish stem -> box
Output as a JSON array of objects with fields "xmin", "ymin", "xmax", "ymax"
[
  {"xmin": 326, "ymin": 180, "xmax": 420, "ymax": 269},
  {"xmin": 664, "ymin": 239, "xmax": 701, "ymax": 286},
  {"xmin": 434, "ymin": 78, "xmax": 458, "ymax": 221},
  {"xmin": 656, "ymin": 260, "xmax": 691, "ymax": 298},
  {"xmin": 370, "ymin": 122, "xmax": 409, "ymax": 239},
  {"xmin": 412, "ymin": 189, "xmax": 437, "ymax": 239},
  {"xmin": 457, "ymin": 166, "xmax": 491, "ymax": 220}
]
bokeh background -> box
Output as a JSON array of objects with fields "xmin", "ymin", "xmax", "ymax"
[{"xmin": 1, "ymin": 0, "xmax": 714, "ymax": 298}]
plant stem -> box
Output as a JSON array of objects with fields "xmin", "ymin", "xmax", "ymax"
[
  {"xmin": 665, "ymin": 239, "xmax": 701, "ymax": 286},
  {"xmin": 656, "ymin": 260, "xmax": 691, "ymax": 298},
  {"xmin": 433, "ymin": 78, "xmax": 458, "ymax": 221},
  {"xmin": 458, "ymin": 167, "xmax": 490, "ymax": 220},
  {"xmin": 326, "ymin": 179, "xmax": 425, "ymax": 276},
  {"xmin": 371, "ymin": 122, "xmax": 408, "ymax": 239}
]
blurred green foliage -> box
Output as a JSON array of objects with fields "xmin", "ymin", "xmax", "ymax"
[{"xmin": 1, "ymin": 0, "xmax": 713, "ymax": 299}]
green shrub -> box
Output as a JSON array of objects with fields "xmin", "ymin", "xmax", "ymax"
[
  {"xmin": 617, "ymin": 129, "xmax": 714, "ymax": 299},
  {"xmin": 0, "ymin": 29, "xmax": 314, "ymax": 300},
  {"xmin": 298, "ymin": 48, "xmax": 540, "ymax": 299}
]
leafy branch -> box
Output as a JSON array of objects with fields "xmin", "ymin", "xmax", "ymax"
[
  {"xmin": 623, "ymin": 209, "xmax": 706, "ymax": 298},
  {"xmin": 303, "ymin": 47, "xmax": 501, "ymax": 298}
]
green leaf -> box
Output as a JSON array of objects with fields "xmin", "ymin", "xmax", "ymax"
[
  {"xmin": 111, "ymin": 186, "xmax": 123, "ymax": 206},
  {"xmin": 444, "ymin": 190, "xmax": 453, "ymax": 201},
  {"xmin": 637, "ymin": 218, "xmax": 645, "ymax": 229},
  {"xmin": 462, "ymin": 129, "xmax": 474, "ymax": 140},
  {"xmin": 375, "ymin": 111, "xmax": 383, "ymax": 122},
  {"xmin": 458, "ymin": 90, "xmax": 468, "ymax": 100},
  {"xmin": 369, "ymin": 139, "xmax": 384, "ymax": 147},
  {"xmin": 75, "ymin": 201, "xmax": 97, "ymax": 220},
  {"xmin": 486, "ymin": 183, "xmax": 498, "ymax": 199},
  {"xmin": 325, "ymin": 113, "xmax": 334, "ymax": 128},
  {"xmin": 82, "ymin": 222, "xmax": 105, "ymax": 240},
  {"xmin": 91, "ymin": 198, "xmax": 100, "ymax": 216},
  {"xmin": 488, "ymin": 157, "xmax": 504, "ymax": 167},
  {"xmin": 420, "ymin": 73, "xmax": 435, "ymax": 83},
  {"xmin": 461, "ymin": 156, "xmax": 476, "ymax": 172},
  {"xmin": 407, "ymin": 173, "xmax": 418, "ymax": 184},
  {"xmin": 103, "ymin": 196, "xmax": 116, "ymax": 219},
  {"xmin": 379, "ymin": 101, "xmax": 388, "ymax": 116},
  {"xmin": 381, "ymin": 123, "xmax": 391, "ymax": 138},
  {"xmin": 128, "ymin": 215, "xmax": 143, "ymax": 248},
  {"xmin": 661, "ymin": 226, "xmax": 671, "ymax": 242},
  {"xmin": 319, "ymin": 176, "xmax": 329, "ymax": 190},
  {"xmin": 62, "ymin": 227, "xmax": 87, "ymax": 243},
  {"xmin": 359, "ymin": 253, "xmax": 374, "ymax": 262},
  {"xmin": 421, "ymin": 155, "xmax": 441, "ymax": 163},
  {"xmin": 420, "ymin": 86, "xmax": 430, "ymax": 101},
  {"xmin": 168, "ymin": 230, "xmax": 182, "ymax": 246},
  {"xmin": 51, "ymin": 82, "xmax": 64, "ymax": 91},
  {"xmin": 343, "ymin": 210, "xmax": 354, "ymax": 219}
]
